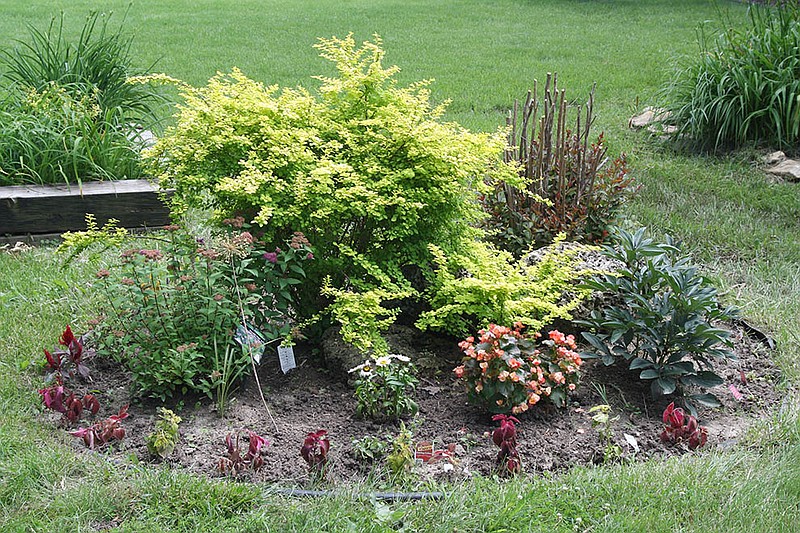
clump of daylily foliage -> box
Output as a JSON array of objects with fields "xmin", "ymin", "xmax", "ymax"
[
  {"xmin": 492, "ymin": 414, "xmax": 521, "ymax": 476},
  {"xmin": 301, "ymin": 430, "xmax": 331, "ymax": 477},
  {"xmin": 455, "ymin": 324, "xmax": 582, "ymax": 414},
  {"xmin": 660, "ymin": 402, "xmax": 708, "ymax": 450},
  {"xmin": 349, "ymin": 353, "xmax": 418, "ymax": 421},
  {"xmin": 218, "ymin": 430, "xmax": 269, "ymax": 476}
]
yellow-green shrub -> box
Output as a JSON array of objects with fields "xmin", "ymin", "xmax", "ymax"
[{"xmin": 145, "ymin": 35, "xmax": 516, "ymax": 349}]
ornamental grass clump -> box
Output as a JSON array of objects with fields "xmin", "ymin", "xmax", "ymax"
[
  {"xmin": 0, "ymin": 12, "xmax": 164, "ymax": 184},
  {"xmin": 659, "ymin": 2, "xmax": 800, "ymax": 150},
  {"xmin": 454, "ymin": 324, "xmax": 582, "ymax": 414}
]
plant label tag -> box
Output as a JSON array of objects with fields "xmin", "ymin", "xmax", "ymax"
[
  {"xmin": 277, "ymin": 344, "xmax": 296, "ymax": 374},
  {"xmin": 234, "ymin": 324, "xmax": 266, "ymax": 364}
]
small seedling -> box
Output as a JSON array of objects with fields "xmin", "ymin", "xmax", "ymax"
[
  {"xmin": 660, "ymin": 402, "xmax": 708, "ymax": 450},
  {"xmin": 386, "ymin": 422, "xmax": 415, "ymax": 479},
  {"xmin": 218, "ymin": 429, "xmax": 268, "ymax": 476},
  {"xmin": 301, "ymin": 430, "xmax": 331, "ymax": 476},
  {"xmin": 146, "ymin": 408, "xmax": 182, "ymax": 459},
  {"xmin": 492, "ymin": 414, "xmax": 521, "ymax": 476},
  {"xmin": 588, "ymin": 404, "xmax": 622, "ymax": 463}
]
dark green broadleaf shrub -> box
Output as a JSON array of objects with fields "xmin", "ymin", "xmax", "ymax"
[
  {"xmin": 577, "ymin": 228, "xmax": 738, "ymax": 408},
  {"xmin": 659, "ymin": 2, "xmax": 800, "ymax": 150},
  {"xmin": 481, "ymin": 73, "xmax": 636, "ymax": 256}
]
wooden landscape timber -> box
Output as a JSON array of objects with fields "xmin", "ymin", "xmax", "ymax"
[{"xmin": 0, "ymin": 179, "xmax": 172, "ymax": 242}]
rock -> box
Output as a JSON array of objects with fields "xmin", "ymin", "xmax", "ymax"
[
  {"xmin": 629, "ymin": 107, "xmax": 670, "ymax": 129},
  {"xmin": 765, "ymin": 151, "xmax": 786, "ymax": 166},
  {"xmin": 765, "ymin": 159, "xmax": 800, "ymax": 181}
]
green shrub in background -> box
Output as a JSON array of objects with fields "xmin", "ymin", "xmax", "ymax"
[
  {"xmin": 659, "ymin": 2, "xmax": 800, "ymax": 150},
  {"xmin": 0, "ymin": 12, "xmax": 163, "ymax": 184},
  {"xmin": 146, "ymin": 34, "xmax": 516, "ymax": 352},
  {"xmin": 578, "ymin": 228, "xmax": 738, "ymax": 412}
]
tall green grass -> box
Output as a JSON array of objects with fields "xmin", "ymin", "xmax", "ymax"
[{"xmin": 660, "ymin": 2, "xmax": 800, "ymax": 151}]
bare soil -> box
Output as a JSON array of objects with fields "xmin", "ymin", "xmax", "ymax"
[{"xmin": 50, "ymin": 324, "xmax": 782, "ymax": 486}]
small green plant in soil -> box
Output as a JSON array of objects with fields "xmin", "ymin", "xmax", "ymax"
[
  {"xmin": 454, "ymin": 324, "xmax": 582, "ymax": 414},
  {"xmin": 349, "ymin": 354, "xmax": 418, "ymax": 421},
  {"xmin": 386, "ymin": 422, "xmax": 415, "ymax": 480},
  {"xmin": 492, "ymin": 414, "xmax": 521, "ymax": 476},
  {"xmin": 588, "ymin": 404, "xmax": 622, "ymax": 464},
  {"xmin": 579, "ymin": 228, "xmax": 738, "ymax": 409},
  {"xmin": 351, "ymin": 435, "xmax": 390, "ymax": 464},
  {"xmin": 145, "ymin": 407, "xmax": 182, "ymax": 459},
  {"xmin": 218, "ymin": 430, "xmax": 268, "ymax": 476}
]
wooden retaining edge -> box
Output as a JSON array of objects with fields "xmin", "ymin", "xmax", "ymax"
[{"xmin": 0, "ymin": 179, "xmax": 173, "ymax": 239}]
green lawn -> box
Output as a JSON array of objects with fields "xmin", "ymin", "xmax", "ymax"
[{"xmin": 2, "ymin": 1, "xmax": 799, "ymax": 531}]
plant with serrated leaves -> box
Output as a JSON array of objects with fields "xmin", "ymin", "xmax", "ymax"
[
  {"xmin": 143, "ymin": 34, "xmax": 515, "ymax": 353},
  {"xmin": 145, "ymin": 407, "xmax": 182, "ymax": 459},
  {"xmin": 349, "ymin": 354, "xmax": 418, "ymax": 421},
  {"xmin": 578, "ymin": 228, "xmax": 738, "ymax": 409}
]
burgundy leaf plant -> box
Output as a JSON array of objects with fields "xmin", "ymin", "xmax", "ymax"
[
  {"xmin": 301, "ymin": 430, "xmax": 331, "ymax": 474},
  {"xmin": 218, "ymin": 430, "xmax": 269, "ymax": 476},
  {"xmin": 70, "ymin": 405, "xmax": 129, "ymax": 449},
  {"xmin": 492, "ymin": 414, "xmax": 522, "ymax": 476},
  {"xmin": 660, "ymin": 402, "xmax": 708, "ymax": 450}
]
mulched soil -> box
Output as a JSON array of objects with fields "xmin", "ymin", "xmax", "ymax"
[{"xmin": 48, "ymin": 324, "xmax": 782, "ymax": 486}]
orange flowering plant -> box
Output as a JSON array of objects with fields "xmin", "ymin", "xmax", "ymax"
[{"xmin": 454, "ymin": 324, "xmax": 583, "ymax": 414}]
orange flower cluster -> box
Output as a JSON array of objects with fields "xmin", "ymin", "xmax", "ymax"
[{"xmin": 454, "ymin": 324, "xmax": 582, "ymax": 414}]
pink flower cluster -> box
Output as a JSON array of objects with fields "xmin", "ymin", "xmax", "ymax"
[{"xmin": 454, "ymin": 323, "xmax": 583, "ymax": 414}]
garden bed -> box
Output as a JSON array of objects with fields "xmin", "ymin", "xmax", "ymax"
[{"xmin": 53, "ymin": 324, "xmax": 780, "ymax": 486}]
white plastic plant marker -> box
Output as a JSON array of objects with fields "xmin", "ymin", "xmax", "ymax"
[
  {"xmin": 278, "ymin": 344, "xmax": 296, "ymax": 374},
  {"xmin": 234, "ymin": 324, "xmax": 266, "ymax": 364}
]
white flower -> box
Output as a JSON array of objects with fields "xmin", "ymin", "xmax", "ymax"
[
  {"xmin": 375, "ymin": 356, "xmax": 391, "ymax": 367},
  {"xmin": 359, "ymin": 367, "xmax": 374, "ymax": 378},
  {"xmin": 389, "ymin": 354, "xmax": 410, "ymax": 362}
]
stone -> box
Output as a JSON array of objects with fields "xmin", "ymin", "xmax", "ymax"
[
  {"xmin": 765, "ymin": 159, "xmax": 800, "ymax": 181},
  {"xmin": 629, "ymin": 107, "xmax": 670, "ymax": 129},
  {"xmin": 765, "ymin": 151, "xmax": 786, "ymax": 166}
]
